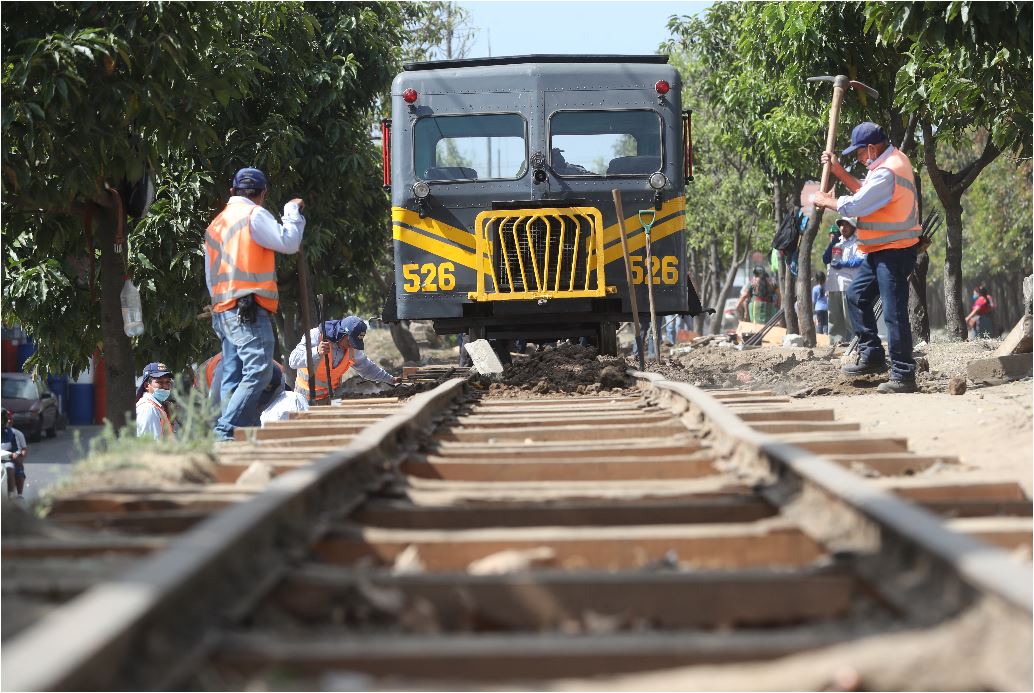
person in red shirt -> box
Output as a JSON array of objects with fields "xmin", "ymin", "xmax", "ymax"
[{"xmin": 965, "ymin": 284, "xmax": 995, "ymax": 339}]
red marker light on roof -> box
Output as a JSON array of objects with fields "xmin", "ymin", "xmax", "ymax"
[
  {"xmin": 402, "ymin": 88, "xmax": 418, "ymax": 104},
  {"xmin": 655, "ymin": 80, "xmax": 670, "ymax": 95}
]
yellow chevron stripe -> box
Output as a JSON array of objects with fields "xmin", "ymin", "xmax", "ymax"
[
  {"xmin": 393, "ymin": 226, "xmax": 478, "ymax": 270},
  {"xmin": 392, "ymin": 207, "xmax": 475, "ymax": 249},
  {"xmin": 600, "ymin": 215, "xmax": 685, "ymax": 266},
  {"xmin": 601, "ymin": 196, "xmax": 686, "ymax": 246}
]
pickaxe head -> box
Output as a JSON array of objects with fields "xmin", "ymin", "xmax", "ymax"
[{"xmin": 807, "ymin": 75, "xmax": 879, "ymax": 99}]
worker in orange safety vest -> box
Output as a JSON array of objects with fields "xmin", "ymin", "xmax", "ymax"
[
  {"xmin": 205, "ymin": 167, "xmax": 305, "ymax": 440},
  {"xmin": 289, "ymin": 316, "xmax": 399, "ymax": 402},
  {"xmin": 813, "ymin": 122, "xmax": 921, "ymax": 394}
]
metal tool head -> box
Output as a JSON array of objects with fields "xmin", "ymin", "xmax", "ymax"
[{"xmin": 807, "ymin": 75, "xmax": 879, "ymax": 99}]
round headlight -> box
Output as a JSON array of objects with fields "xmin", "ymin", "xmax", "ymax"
[
  {"xmin": 412, "ymin": 181, "xmax": 430, "ymax": 199},
  {"xmin": 649, "ymin": 172, "xmax": 668, "ymax": 190}
]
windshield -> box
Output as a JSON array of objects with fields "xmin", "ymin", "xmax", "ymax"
[
  {"xmin": 2, "ymin": 377, "xmax": 37, "ymax": 400},
  {"xmin": 549, "ymin": 110, "xmax": 663, "ymax": 177},
  {"xmin": 414, "ymin": 113, "xmax": 526, "ymax": 181}
]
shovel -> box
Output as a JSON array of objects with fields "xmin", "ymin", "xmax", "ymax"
[{"xmin": 639, "ymin": 208, "xmax": 662, "ymax": 362}]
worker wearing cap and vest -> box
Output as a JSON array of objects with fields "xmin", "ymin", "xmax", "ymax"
[
  {"xmin": 204, "ymin": 167, "xmax": 305, "ymax": 440},
  {"xmin": 289, "ymin": 317, "xmax": 399, "ymax": 402},
  {"xmin": 813, "ymin": 122, "xmax": 921, "ymax": 394}
]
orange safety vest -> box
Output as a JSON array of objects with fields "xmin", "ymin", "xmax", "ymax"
[
  {"xmin": 141, "ymin": 398, "xmax": 174, "ymax": 438},
  {"xmin": 295, "ymin": 345, "xmax": 354, "ymax": 401},
  {"xmin": 855, "ymin": 148, "xmax": 922, "ymax": 253},
  {"xmin": 195, "ymin": 354, "xmax": 222, "ymax": 393},
  {"xmin": 206, "ymin": 201, "xmax": 279, "ymax": 313}
]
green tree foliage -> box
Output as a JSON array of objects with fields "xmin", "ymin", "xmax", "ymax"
[
  {"xmin": 2, "ymin": 2, "xmax": 406, "ymax": 425},
  {"xmin": 668, "ymin": 1, "xmax": 1032, "ymax": 344}
]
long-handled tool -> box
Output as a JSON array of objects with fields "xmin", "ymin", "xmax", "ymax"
[
  {"xmin": 315, "ymin": 293, "xmax": 334, "ymax": 405},
  {"xmin": 612, "ymin": 190, "xmax": 645, "ymax": 371},
  {"xmin": 297, "ymin": 253, "xmax": 317, "ymax": 405},
  {"xmin": 806, "ymin": 75, "xmax": 880, "ymax": 195},
  {"xmin": 639, "ymin": 209, "xmax": 662, "ymax": 362}
]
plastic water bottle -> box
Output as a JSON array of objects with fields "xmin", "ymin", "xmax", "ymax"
[{"xmin": 120, "ymin": 279, "xmax": 145, "ymax": 337}]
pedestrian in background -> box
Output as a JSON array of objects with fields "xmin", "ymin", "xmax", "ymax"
[
  {"xmin": 205, "ymin": 167, "xmax": 304, "ymax": 441},
  {"xmin": 965, "ymin": 283, "xmax": 995, "ymax": 338},
  {"xmin": 736, "ymin": 266, "xmax": 780, "ymax": 324},
  {"xmin": 822, "ymin": 217, "xmax": 866, "ymax": 344},
  {"xmin": 2, "ymin": 407, "xmax": 28, "ymax": 500},
  {"xmin": 135, "ymin": 362, "xmax": 175, "ymax": 440},
  {"xmin": 812, "ymin": 271, "xmax": 829, "ymax": 334}
]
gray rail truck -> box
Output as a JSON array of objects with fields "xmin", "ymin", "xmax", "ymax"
[{"xmin": 381, "ymin": 54, "xmax": 704, "ymax": 354}]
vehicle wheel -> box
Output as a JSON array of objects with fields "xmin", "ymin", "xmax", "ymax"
[
  {"xmin": 28, "ymin": 422, "xmax": 42, "ymax": 443},
  {"xmin": 46, "ymin": 420, "xmax": 57, "ymax": 438},
  {"xmin": 597, "ymin": 321, "xmax": 618, "ymax": 356}
]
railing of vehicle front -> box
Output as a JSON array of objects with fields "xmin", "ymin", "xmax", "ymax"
[{"xmin": 469, "ymin": 207, "xmax": 614, "ymax": 302}]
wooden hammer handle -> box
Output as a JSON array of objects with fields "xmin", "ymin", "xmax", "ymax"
[{"xmin": 820, "ymin": 85, "xmax": 847, "ymax": 194}]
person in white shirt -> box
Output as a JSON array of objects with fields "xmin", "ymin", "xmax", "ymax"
[
  {"xmin": 2, "ymin": 407, "xmax": 29, "ymax": 499},
  {"xmin": 135, "ymin": 362, "xmax": 175, "ymax": 440},
  {"xmin": 289, "ymin": 316, "xmax": 398, "ymax": 403},
  {"xmin": 822, "ymin": 217, "xmax": 867, "ymax": 344}
]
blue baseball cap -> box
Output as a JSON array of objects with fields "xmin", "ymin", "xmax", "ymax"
[
  {"xmin": 842, "ymin": 122, "xmax": 888, "ymax": 156},
  {"xmin": 232, "ymin": 167, "xmax": 268, "ymax": 190},
  {"xmin": 136, "ymin": 362, "xmax": 172, "ymax": 398},
  {"xmin": 341, "ymin": 316, "xmax": 367, "ymax": 351}
]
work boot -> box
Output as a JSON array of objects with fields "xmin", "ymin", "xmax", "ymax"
[
  {"xmin": 841, "ymin": 359, "xmax": 889, "ymax": 377},
  {"xmin": 877, "ymin": 379, "xmax": 917, "ymax": 394}
]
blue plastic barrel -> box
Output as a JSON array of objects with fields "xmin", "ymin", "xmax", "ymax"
[
  {"xmin": 15, "ymin": 342, "xmax": 36, "ymax": 371},
  {"xmin": 67, "ymin": 383, "xmax": 95, "ymax": 426},
  {"xmin": 47, "ymin": 375, "xmax": 69, "ymax": 414}
]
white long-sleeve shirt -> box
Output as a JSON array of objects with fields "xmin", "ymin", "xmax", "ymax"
[
  {"xmin": 825, "ymin": 234, "xmax": 867, "ymax": 292},
  {"xmin": 288, "ymin": 327, "xmax": 395, "ymax": 385},
  {"xmin": 205, "ymin": 196, "xmax": 305, "ymax": 296},
  {"xmin": 835, "ymin": 145, "xmax": 897, "ymax": 218},
  {"xmin": 135, "ymin": 393, "xmax": 171, "ymax": 440}
]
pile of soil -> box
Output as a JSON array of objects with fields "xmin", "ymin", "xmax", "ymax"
[
  {"xmin": 485, "ymin": 343, "xmax": 634, "ymax": 397},
  {"xmin": 640, "ymin": 335, "xmax": 1017, "ymax": 397}
]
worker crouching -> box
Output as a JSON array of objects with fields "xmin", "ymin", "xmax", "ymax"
[{"xmin": 290, "ymin": 317, "xmax": 399, "ymax": 402}]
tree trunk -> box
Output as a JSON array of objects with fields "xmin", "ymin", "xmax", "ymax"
[
  {"xmin": 370, "ymin": 262, "xmax": 421, "ymax": 362},
  {"xmin": 710, "ymin": 256, "xmax": 743, "ymax": 335},
  {"xmin": 942, "ymin": 201, "xmax": 967, "ymax": 339},
  {"xmin": 390, "ymin": 322, "xmax": 421, "ymax": 363},
  {"xmin": 794, "ymin": 212, "xmax": 820, "ymax": 346},
  {"xmin": 908, "ymin": 252, "xmax": 931, "ymax": 343},
  {"xmin": 95, "ymin": 204, "xmax": 136, "ymax": 429}
]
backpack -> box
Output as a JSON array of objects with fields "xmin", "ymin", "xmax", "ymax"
[{"xmin": 772, "ymin": 206, "xmax": 804, "ymax": 253}]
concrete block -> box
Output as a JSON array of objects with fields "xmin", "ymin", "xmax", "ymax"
[
  {"xmin": 994, "ymin": 314, "xmax": 1033, "ymax": 356},
  {"xmin": 463, "ymin": 338, "xmax": 504, "ymax": 375},
  {"xmin": 782, "ymin": 334, "xmax": 806, "ymax": 347},
  {"xmin": 966, "ymin": 353, "xmax": 1033, "ymax": 384}
]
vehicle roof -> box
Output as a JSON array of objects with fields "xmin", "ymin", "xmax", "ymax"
[
  {"xmin": 1, "ymin": 373, "xmax": 31, "ymax": 380},
  {"xmin": 403, "ymin": 54, "xmax": 668, "ymax": 71}
]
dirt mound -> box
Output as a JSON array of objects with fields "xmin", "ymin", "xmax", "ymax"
[{"xmin": 485, "ymin": 343, "xmax": 635, "ymax": 397}]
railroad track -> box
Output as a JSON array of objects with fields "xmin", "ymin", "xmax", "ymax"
[{"xmin": 2, "ymin": 366, "xmax": 1031, "ymax": 690}]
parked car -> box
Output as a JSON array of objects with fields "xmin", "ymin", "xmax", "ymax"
[
  {"xmin": 1, "ymin": 373, "xmax": 60, "ymax": 441},
  {"xmin": 721, "ymin": 297, "xmax": 741, "ymax": 332}
]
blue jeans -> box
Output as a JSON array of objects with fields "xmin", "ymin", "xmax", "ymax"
[
  {"xmin": 211, "ymin": 305, "xmax": 275, "ymax": 440},
  {"xmin": 846, "ymin": 246, "xmax": 916, "ymax": 382}
]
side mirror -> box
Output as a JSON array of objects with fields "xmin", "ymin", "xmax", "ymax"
[{"xmin": 40, "ymin": 392, "xmax": 52, "ymax": 399}]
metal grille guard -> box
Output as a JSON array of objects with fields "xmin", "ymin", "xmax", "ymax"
[{"xmin": 469, "ymin": 206, "xmax": 615, "ymax": 301}]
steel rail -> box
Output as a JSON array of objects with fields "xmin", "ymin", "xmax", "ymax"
[
  {"xmin": 633, "ymin": 370, "xmax": 1033, "ymax": 619},
  {"xmin": 1, "ymin": 378, "xmax": 468, "ymax": 692}
]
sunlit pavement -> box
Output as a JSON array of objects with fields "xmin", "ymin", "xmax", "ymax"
[{"xmin": 18, "ymin": 426, "xmax": 102, "ymax": 502}]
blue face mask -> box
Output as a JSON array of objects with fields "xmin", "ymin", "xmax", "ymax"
[{"xmin": 152, "ymin": 389, "xmax": 171, "ymax": 403}]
